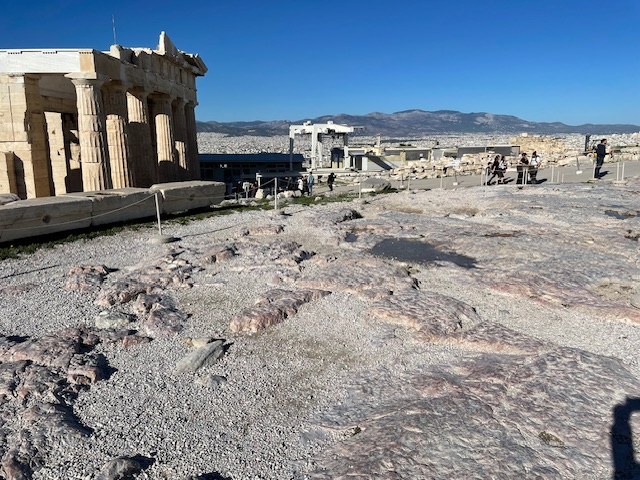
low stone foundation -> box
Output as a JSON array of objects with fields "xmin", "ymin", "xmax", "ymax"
[{"xmin": 0, "ymin": 181, "xmax": 224, "ymax": 243}]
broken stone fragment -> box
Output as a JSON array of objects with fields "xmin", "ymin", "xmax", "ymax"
[
  {"xmin": 140, "ymin": 304, "xmax": 187, "ymax": 336},
  {"xmin": 95, "ymin": 455, "xmax": 154, "ymax": 480},
  {"xmin": 175, "ymin": 340, "xmax": 225, "ymax": 374},
  {"xmin": 196, "ymin": 374, "xmax": 227, "ymax": 389},
  {"xmin": 181, "ymin": 337, "xmax": 213, "ymax": 348},
  {"xmin": 94, "ymin": 311, "xmax": 133, "ymax": 330}
]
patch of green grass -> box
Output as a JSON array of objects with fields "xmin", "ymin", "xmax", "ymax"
[{"xmin": 0, "ymin": 189, "xmax": 377, "ymax": 261}]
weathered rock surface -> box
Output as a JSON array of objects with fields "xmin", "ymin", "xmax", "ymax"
[
  {"xmin": 0, "ymin": 326, "xmax": 111, "ymax": 479},
  {"xmin": 297, "ymin": 254, "xmax": 416, "ymax": 300},
  {"xmin": 65, "ymin": 264, "xmax": 113, "ymax": 291},
  {"xmin": 230, "ymin": 288, "xmax": 331, "ymax": 333},
  {"xmin": 1, "ymin": 177, "xmax": 640, "ymax": 479},
  {"xmin": 367, "ymin": 289, "xmax": 482, "ymax": 340},
  {"xmin": 305, "ymin": 345, "xmax": 640, "ymax": 479}
]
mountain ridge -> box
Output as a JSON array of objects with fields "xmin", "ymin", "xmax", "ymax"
[{"xmin": 196, "ymin": 109, "xmax": 640, "ymax": 136}]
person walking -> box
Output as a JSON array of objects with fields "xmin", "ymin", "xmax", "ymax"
[
  {"xmin": 595, "ymin": 139, "xmax": 608, "ymax": 178},
  {"xmin": 487, "ymin": 155, "xmax": 501, "ymax": 185}
]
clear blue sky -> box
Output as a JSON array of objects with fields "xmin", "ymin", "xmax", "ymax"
[{"xmin": 2, "ymin": 0, "xmax": 639, "ymax": 125}]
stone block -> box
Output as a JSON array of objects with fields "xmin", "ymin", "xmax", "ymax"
[
  {"xmin": 0, "ymin": 152, "xmax": 17, "ymax": 194},
  {"xmin": 150, "ymin": 181, "xmax": 225, "ymax": 214},
  {"xmin": 0, "ymin": 195, "xmax": 92, "ymax": 243},
  {"xmin": 64, "ymin": 188, "xmax": 158, "ymax": 226}
]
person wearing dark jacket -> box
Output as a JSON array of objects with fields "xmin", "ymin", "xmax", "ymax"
[
  {"xmin": 595, "ymin": 139, "xmax": 608, "ymax": 178},
  {"xmin": 327, "ymin": 172, "xmax": 336, "ymax": 191}
]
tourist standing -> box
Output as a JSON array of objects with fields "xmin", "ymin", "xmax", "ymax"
[
  {"xmin": 307, "ymin": 171, "xmax": 315, "ymax": 195},
  {"xmin": 529, "ymin": 151, "xmax": 540, "ymax": 184},
  {"xmin": 517, "ymin": 153, "xmax": 529, "ymax": 184},
  {"xmin": 595, "ymin": 139, "xmax": 608, "ymax": 178},
  {"xmin": 327, "ymin": 172, "xmax": 336, "ymax": 191}
]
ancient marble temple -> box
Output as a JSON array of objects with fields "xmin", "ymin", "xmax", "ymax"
[{"xmin": 0, "ymin": 32, "xmax": 207, "ymax": 199}]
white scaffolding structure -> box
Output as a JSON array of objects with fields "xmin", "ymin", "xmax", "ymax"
[{"xmin": 288, "ymin": 121, "xmax": 363, "ymax": 170}]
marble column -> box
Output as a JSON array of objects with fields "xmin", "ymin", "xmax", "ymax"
[
  {"xmin": 126, "ymin": 89, "xmax": 156, "ymax": 186},
  {"xmin": 44, "ymin": 111, "xmax": 68, "ymax": 195},
  {"xmin": 103, "ymin": 83, "xmax": 132, "ymax": 189},
  {"xmin": 172, "ymin": 98, "xmax": 188, "ymax": 180},
  {"xmin": 149, "ymin": 93, "xmax": 176, "ymax": 183},
  {"xmin": 69, "ymin": 77, "xmax": 112, "ymax": 191},
  {"xmin": 5, "ymin": 74, "xmax": 52, "ymax": 198},
  {"xmin": 185, "ymin": 101, "xmax": 200, "ymax": 180}
]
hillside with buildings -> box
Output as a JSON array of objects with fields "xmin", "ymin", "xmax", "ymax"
[{"xmin": 196, "ymin": 110, "xmax": 640, "ymax": 137}]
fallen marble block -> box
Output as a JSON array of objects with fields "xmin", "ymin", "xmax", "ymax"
[
  {"xmin": 0, "ymin": 195, "xmax": 92, "ymax": 243},
  {"xmin": 150, "ymin": 181, "xmax": 225, "ymax": 214},
  {"xmin": 64, "ymin": 188, "xmax": 158, "ymax": 226},
  {"xmin": 360, "ymin": 177, "xmax": 391, "ymax": 193}
]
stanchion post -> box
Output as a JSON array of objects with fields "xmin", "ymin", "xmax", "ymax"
[
  {"xmin": 407, "ymin": 176, "xmax": 411, "ymax": 190},
  {"xmin": 616, "ymin": 163, "xmax": 620, "ymax": 181},
  {"xmin": 622, "ymin": 162, "xmax": 625, "ymax": 180},
  {"xmin": 274, "ymin": 177, "xmax": 278, "ymax": 210},
  {"xmin": 561, "ymin": 173, "xmax": 565, "ymax": 184},
  {"xmin": 439, "ymin": 174, "xmax": 443, "ymax": 189},
  {"xmin": 154, "ymin": 191, "xmax": 163, "ymax": 236},
  {"xmin": 359, "ymin": 181, "xmax": 362, "ymax": 198}
]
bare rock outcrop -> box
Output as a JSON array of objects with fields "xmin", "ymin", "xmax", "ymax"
[
  {"xmin": 0, "ymin": 326, "xmax": 112, "ymax": 479},
  {"xmin": 306, "ymin": 345, "xmax": 640, "ymax": 479},
  {"xmin": 367, "ymin": 289, "xmax": 482, "ymax": 340},
  {"xmin": 230, "ymin": 288, "xmax": 331, "ymax": 333}
]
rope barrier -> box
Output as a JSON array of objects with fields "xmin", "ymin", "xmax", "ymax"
[{"xmin": 0, "ymin": 193, "xmax": 157, "ymax": 232}]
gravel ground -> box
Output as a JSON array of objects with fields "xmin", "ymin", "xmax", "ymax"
[{"xmin": 0, "ymin": 178, "xmax": 639, "ymax": 479}]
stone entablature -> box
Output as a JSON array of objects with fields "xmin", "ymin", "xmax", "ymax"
[{"xmin": 0, "ymin": 32, "xmax": 207, "ymax": 199}]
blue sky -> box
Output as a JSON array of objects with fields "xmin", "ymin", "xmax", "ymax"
[{"xmin": 2, "ymin": 0, "xmax": 639, "ymax": 125}]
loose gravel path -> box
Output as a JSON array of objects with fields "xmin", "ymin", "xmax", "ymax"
[{"xmin": 0, "ymin": 178, "xmax": 639, "ymax": 479}]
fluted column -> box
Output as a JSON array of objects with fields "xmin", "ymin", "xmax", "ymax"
[
  {"xmin": 69, "ymin": 76, "xmax": 111, "ymax": 191},
  {"xmin": 172, "ymin": 98, "xmax": 188, "ymax": 180},
  {"xmin": 103, "ymin": 83, "xmax": 132, "ymax": 189},
  {"xmin": 126, "ymin": 89, "xmax": 156, "ymax": 186},
  {"xmin": 185, "ymin": 101, "xmax": 200, "ymax": 180},
  {"xmin": 21, "ymin": 75, "xmax": 52, "ymax": 198},
  {"xmin": 149, "ymin": 93, "xmax": 176, "ymax": 183}
]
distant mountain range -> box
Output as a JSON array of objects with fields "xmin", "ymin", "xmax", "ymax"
[{"xmin": 196, "ymin": 110, "xmax": 640, "ymax": 137}]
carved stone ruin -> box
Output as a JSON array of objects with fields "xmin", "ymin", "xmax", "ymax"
[{"xmin": 0, "ymin": 32, "xmax": 207, "ymax": 199}]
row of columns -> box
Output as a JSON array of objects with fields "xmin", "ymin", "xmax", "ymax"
[{"xmin": 68, "ymin": 75, "xmax": 199, "ymax": 192}]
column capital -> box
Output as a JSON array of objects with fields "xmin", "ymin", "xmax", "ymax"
[
  {"xmin": 128, "ymin": 87, "xmax": 150, "ymax": 98},
  {"xmin": 66, "ymin": 73, "xmax": 109, "ymax": 87},
  {"xmin": 103, "ymin": 81, "xmax": 131, "ymax": 94},
  {"xmin": 172, "ymin": 97, "xmax": 188, "ymax": 107}
]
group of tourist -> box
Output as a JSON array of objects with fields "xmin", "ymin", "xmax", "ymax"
[
  {"xmin": 296, "ymin": 171, "xmax": 337, "ymax": 195},
  {"xmin": 486, "ymin": 151, "xmax": 542, "ymax": 185}
]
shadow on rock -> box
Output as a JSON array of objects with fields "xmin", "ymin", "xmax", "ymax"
[
  {"xmin": 611, "ymin": 397, "xmax": 640, "ymax": 480},
  {"xmin": 370, "ymin": 238, "xmax": 477, "ymax": 269}
]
